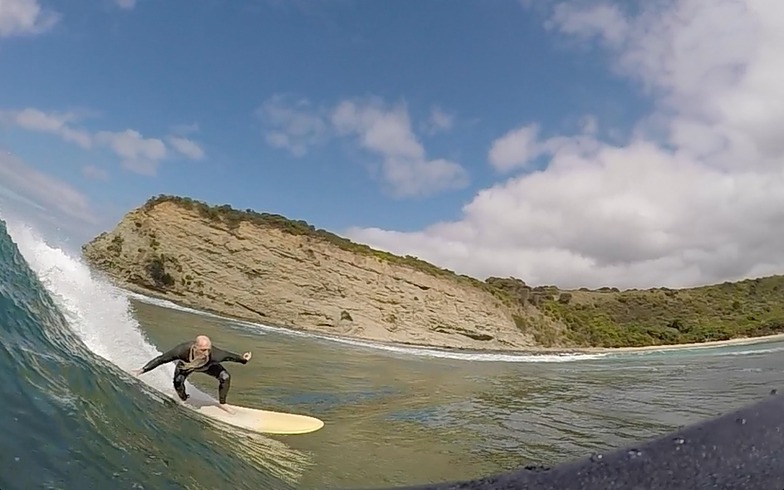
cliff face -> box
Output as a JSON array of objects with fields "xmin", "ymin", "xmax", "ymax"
[{"xmin": 81, "ymin": 197, "xmax": 560, "ymax": 351}]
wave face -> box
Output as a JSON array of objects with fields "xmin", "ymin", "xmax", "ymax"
[{"xmin": 0, "ymin": 218, "xmax": 310, "ymax": 490}]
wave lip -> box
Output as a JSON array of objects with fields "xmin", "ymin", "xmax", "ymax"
[{"xmin": 4, "ymin": 221, "xmax": 216, "ymax": 403}]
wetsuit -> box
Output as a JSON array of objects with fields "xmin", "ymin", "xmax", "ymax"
[{"xmin": 138, "ymin": 341, "xmax": 249, "ymax": 404}]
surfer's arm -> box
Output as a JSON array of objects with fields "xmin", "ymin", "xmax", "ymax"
[
  {"xmin": 138, "ymin": 342, "xmax": 191, "ymax": 374},
  {"xmin": 211, "ymin": 347, "xmax": 250, "ymax": 364}
]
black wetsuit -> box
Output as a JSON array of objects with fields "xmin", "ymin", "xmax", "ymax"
[{"xmin": 138, "ymin": 341, "xmax": 248, "ymax": 404}]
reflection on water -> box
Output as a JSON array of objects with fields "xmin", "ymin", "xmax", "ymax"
[{"xmin": 130, "ymin": 299, "xmax": 784, "ymax": 489}]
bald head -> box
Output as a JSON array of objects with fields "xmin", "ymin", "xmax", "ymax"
[{"xmin": 195, "ymin": 335, "xmax": 212, "ymax": 350}]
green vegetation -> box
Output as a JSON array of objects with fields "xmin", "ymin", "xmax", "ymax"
[
  {"xmin": 145, "ymin": 255, "xmax": 174, "ymax": 289},
  {"xmin": 138, "ymin": 194, "xmax": 784, "ymax": 349},
  {"xmin": 440, "ymin": 273, "xmax": 784, "ymax": 348},
  {"xmin": 140, "ymin": 248, "xmax": 183, "ymax": 291},
  {"xmin": 538, "ymin": 276, "xmax": 784, "ymax": 348},
  {"xmin": 107, "ymin": 235, "xmax": 123, "ymax": 256}
]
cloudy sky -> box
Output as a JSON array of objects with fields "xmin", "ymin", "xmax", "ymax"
[{"xmin": 1, "ymin": 0, "xmax": 782, "ymax": 290}]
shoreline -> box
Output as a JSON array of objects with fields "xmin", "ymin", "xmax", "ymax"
[
  {"xmin": 119, "ymin": 283, "xmax": 784, "ymax": 357},
  {"xmin": 376, "ymin": 332, "xmax": 784, "ymax": 356},
  {"xmin": 552, "ymin": 333, "xmax": 784, "ymax": 354}
]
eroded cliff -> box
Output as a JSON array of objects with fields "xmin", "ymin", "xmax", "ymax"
[{"xmin": 82, "ymin": 195, "xmax": 564, "ymax": 351}]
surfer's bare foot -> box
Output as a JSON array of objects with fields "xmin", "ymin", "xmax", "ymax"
[{"xmin": 217, "ymin": 403, "xmax": 234, "ymax": 414}]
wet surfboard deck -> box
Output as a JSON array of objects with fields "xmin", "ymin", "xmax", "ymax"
[{"xmin": 183, "ymin": 399, "xmax": 325, "ymax": 435}]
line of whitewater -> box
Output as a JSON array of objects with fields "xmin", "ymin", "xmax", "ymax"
[
  {"xmin": 123, "ymin": 277, "xmax": 784, "ymax": 362},
  {"xmin": 122, "ymin": 291, "xmax": 610, "ymax": 363}
]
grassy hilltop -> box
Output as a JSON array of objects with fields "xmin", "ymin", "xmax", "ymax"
[{"xmin": 88, "ymin": 194, "xmax": 784, "ymax": 349}]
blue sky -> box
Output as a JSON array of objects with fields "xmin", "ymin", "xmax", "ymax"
[
  {"xmin": 2, "ymin": 0, "xmax": 782, "ymax": 289},
  {"xmin": 1, "ymin": 1, "xmax": 642, "ymax": 231}
]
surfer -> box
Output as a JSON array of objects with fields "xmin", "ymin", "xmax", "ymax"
[{"xmin": 132, "ymin": 335, "xmax": 251, "ymax": 413}]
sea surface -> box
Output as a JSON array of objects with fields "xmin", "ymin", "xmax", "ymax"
[{"xmin": 2, "ymin": 217, "xmax": 784, "ymax": 489}]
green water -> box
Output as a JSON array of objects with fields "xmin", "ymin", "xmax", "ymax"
[{"xmin": 130, "ymin": 299, "xmax": 784, "ymax": 489}]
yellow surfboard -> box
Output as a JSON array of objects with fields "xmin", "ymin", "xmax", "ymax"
[{"xmin": 186, "ymin": 400, "xmax": 325, "ymax": 435}]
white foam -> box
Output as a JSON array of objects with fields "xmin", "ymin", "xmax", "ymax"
[
  {"xmin": 123, "ymin": 289, "xmax": 265, "ymax": 330},
  {"xmin": 4, "ymin": 219, "xmax": 215, "ymax": 405},
  {"xmin": 724, "ymin": 346, "xmax": 784, "ymax": 356},
  {"xmin": 235, "ymin": 318, "xmax": 609, "ymax": 362}
]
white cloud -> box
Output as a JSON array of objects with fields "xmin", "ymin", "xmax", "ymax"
[
  {"xmin": 115, "ymin": 0, "xmax": 136, "ymax": 10},
  {"xmin": 331, "ymin": 99, "xmax": 424, "ymax": 160},
  {"xmin": 81, "ymin": 164, "xmax": 109, "ymax": 181},
  {"xmin": 257, "ymin": 95, "xmax": 329, "ymax": 157},
  {"xmin": 0, "ymin": 108, "xmax": 92, "ymax": 148},
  {"xmin": 487, "ymin": 124, "xmax": 542, "ymax": 172},
  {"xmin": 167, "ymin": 136, "xmax": 205, "ymax": 160},
  {"xmin": 488, "ymin": 120, "xmax": 602, "ymax": 173},
  {"xmin": 547, "ymin": 2, "xmax": 629, "ymax": 45},
  {"xmin": 423, "ymin": 106, "xmax": 455, "ymax": 135},
  {"xmin": 0, "ymin": 151, "xmax": 96, "ymax": 225},
  {"xmin": 345, "ymin": 0, "xmax": 784, "ymax": 290},
  {"xmin": 94, "ymin": 129, "xmax": 167, "ymax": 175},
  {"xmin": 331, "ymin": 98, "xmax": 469, "ymax": 197},
  {"xmin": 1, "ymin": 107, "xmax": 206, "ymax": 175},
  {"xmin": 0, "ymin": 151, "xmax": 119, "ymax": 251},
  {"xmin": 0, "ymin": 0, "xmax": 59, "ymax": 37},
  {"xmin": 259, "ymin": 95, "xmax": 469, "ymax": 198}
]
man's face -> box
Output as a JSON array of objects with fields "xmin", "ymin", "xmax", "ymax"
[{"xmin": 195, "ymin": 340, "xmax": 211, "ymax": 356}]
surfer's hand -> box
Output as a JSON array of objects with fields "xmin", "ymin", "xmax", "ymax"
[
  {"xmin": 131, "ymin": 368, "xmax": 142, "ymax": 376},
  {"xmin": 242, "ymin": 352, "xmax": 252, "ymax": 361}
]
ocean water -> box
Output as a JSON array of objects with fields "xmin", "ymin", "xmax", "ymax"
[{"xmin": 2, "ymin": 216, "xmax": 784, "ymax": 489}]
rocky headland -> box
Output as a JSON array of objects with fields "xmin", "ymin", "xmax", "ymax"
[{"xmin": 81, "ymin": 195, "xmax": 784, "ymax": 352}]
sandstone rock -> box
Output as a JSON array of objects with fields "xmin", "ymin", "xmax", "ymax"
[{"xmin": 81, "ymin": 195, "xmax": 566, "ymax": 351}]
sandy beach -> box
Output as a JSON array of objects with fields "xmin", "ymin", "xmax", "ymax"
[
  {"xmin": 386, "ymin": 332, "xmax": 784, "ymax": 357},
  {"xmin": 547, "ymin": 332, "xmax": 784, "ymax": 354}
]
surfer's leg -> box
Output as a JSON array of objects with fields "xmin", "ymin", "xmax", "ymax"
[
  {"xmin": 172, "ymin": 361, "xmax": 190, "ymax": 401},
  {"xmin": 205, "ymin": 363, "xmax": 231, "ymax": 404}
]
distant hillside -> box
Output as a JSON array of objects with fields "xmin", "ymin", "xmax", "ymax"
[
  {"xmin": 81, "ymin": 194, "xmax": 784, "ymax": 350},
  {"xmin": 541, "ymin": 278, "xmax": 784, "ymax": 346}
]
